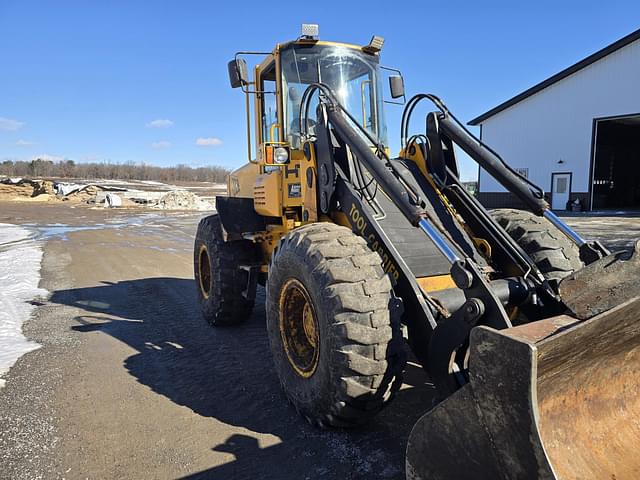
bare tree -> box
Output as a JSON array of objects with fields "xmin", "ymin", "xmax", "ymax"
[{"xmin": 0, "ymin": 159, "xmax": 230, "ymax": 183}]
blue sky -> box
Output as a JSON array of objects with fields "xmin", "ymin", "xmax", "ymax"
[{"xmin": 1, "ymin": 1, "xmax": 639, "ymax": 180}]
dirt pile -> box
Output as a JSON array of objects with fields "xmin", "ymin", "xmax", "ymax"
[
  {"xmin": 0, "ymin": 178, "xmax": 217, "ymax": 211},
  {"xmin": 0, "ymin": 182, "xmax": 35, "ymax": 198},
  {"xmin": 0, "ymin": 178, "xmax": 56, "ymax": 201},
  {"xmin": 0, "ymin": 178, "xmax": 110, "ymax": 204},
  {"xmin": 155, "ymin": 190, "xmax": 215, "ymax": 211},
  {"xmin": 32, "ymin": 180, "xmax": 56, "ymax": 196}
]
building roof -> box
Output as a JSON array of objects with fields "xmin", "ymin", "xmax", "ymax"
[{"xmin": 468, "ymin": 28, "xmax": 640, "ymax": 126}]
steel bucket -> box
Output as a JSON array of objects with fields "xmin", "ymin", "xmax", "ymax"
[{"xmin": 406, "ymin": 296, "xmax": 640, "ymax": 479}]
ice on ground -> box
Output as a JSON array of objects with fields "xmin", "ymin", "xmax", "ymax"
[
  {"xmin": 138, "ymin": 180, "xmax": 166, "ymax": 186},
  {"xmin": 0, "ymin": 223, "xmax": 46, "ymax": 388},
  {"xmin": 23, "ymin": 223, "xmax": 108, "ymax": 240}
]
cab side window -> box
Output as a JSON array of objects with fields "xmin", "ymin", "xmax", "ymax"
[{"xmin": 261, "ymin": 79, "xmax": 278, "ymax": 143}]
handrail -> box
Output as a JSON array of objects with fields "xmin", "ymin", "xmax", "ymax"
[{"xmin": 269, "ymin": 123, "xmax": 281, "ymax": 143}]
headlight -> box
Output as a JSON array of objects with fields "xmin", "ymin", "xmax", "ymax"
[{"xmin": 274, "ymin": 147, "xmax": 289, "ymax": 164}]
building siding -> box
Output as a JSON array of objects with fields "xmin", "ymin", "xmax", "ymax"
[
  {"xmin": 476, "ymin": 191, "xmax": 589, "ymax": 211},
  {"xmin": 478, "ymin": 38, "xmax": 640, "ymax": 205}
]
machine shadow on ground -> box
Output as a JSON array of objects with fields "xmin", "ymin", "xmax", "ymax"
[{"xmin": 48, "ymin": 277, "xmax": 435, "ymax": 479}]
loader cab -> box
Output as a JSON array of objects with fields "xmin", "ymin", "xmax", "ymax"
[
  {"xmin": 279, "ymin": 42, "xmax": 388, "ymax": 149},
  {"xmin": 229, "ymin": 36, "xmax": 391, "ymax": 165},
  {"xmin": 227, "ymin": 30, "xmax": 398, "ymax": 228}
]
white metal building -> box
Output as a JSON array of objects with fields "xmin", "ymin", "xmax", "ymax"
[{"xmin": 470, "ymin": 28, "xmax": 640, "ymax": 211}]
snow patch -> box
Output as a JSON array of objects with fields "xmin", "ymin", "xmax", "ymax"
[
  {"xmin": 0, "ymin": 223, "xmax": 46, "ymax": 387},
  {"xmin": 138, "ymin": 180, "xmax": 166, "ymax": 186}
]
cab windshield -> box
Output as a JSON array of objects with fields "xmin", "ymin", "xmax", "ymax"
[{"xmin": 280, "ymin": 44, "xmax": 387, "ymax": 148}]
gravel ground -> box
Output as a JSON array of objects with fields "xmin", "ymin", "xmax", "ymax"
[
  {"xmin": 0, "ymin": 204, "xmax": 638, "ymax": 479},
  {"xmin": 564, "ymin": 214, "xmax": 640, "ymax": 251},
  {"xmin": 0, "ymin": 203, "xmax": 431, "ymax": 480}
]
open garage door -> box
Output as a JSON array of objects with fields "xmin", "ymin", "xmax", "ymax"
[{"xmin": 592, "ymin": 115, "xmax": 640, "ymax": 210}]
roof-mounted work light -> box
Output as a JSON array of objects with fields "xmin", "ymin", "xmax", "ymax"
[
  {"xmin": 363, "ymin": 35, "xmax": 384, "ymax": 54},
  {"xmin": 301, "ymin": 24, "xmax": 319, "ymax": 40}
]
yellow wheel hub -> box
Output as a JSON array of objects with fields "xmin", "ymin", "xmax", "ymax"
[{"xmin": 279, "ymin": 278, "xmax": 320, "ymax": 378}]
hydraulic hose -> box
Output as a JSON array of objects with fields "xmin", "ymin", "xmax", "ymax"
[{"xmin": 325, "ymin": 104, "xmax": 426, "ymax": 225}]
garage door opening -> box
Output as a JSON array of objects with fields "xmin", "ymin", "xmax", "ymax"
[{"xmin": 592, "ymin": 115, "xmax": 640, "ymax": 210}]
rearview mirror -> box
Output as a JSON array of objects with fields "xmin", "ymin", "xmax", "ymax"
[
  {"xmin": 228, "ymin": 58, "xmax": 249, "ymax": 89},
  {"xmin": 389, "ymin": 75, "xmax": 405, "ymax": 99}
]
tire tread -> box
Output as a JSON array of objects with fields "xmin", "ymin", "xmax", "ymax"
[
  {"xmin": 492, "ymin": 209, "xmax": 583, "ymax": 284},
  {"xmin": 267, "ymin": 222, "xmax": 406, "ymax": 427},
  {"xmin": 194, "ymin": 214, "xmax": 257, "ymax": 326}
]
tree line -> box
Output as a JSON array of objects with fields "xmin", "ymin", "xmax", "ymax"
[{"xmin": 0, "ymin": 158, "xmax": 231, "ymax": 183}]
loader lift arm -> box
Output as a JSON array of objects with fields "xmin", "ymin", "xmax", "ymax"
[
  {"xmin": 304, "ymin": 82, "xmax": 640, "ymax": 404},
  {"xmin": 404, "ymin": 94, "xmax": 610, "ymax": 264},
  {"xmin": 300, "ymin": 85, "xmax": 560, "ymax": 393}
]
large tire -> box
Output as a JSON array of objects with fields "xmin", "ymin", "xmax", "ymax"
[
  {"xmin": 492, "ymin": 209, "xmax": 583, "ymax": 286},
  {"xmin": 266, "ymin": 223, "xmax": 406, "ymax": 428},
  {"xmin": 194, "ymin": 214, "xmax": 258, "ymax": 326}
]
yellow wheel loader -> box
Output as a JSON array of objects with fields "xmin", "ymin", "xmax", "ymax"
[{"xmin": 193, "ymin": 25, "xmax": 640, "ymax": 479}]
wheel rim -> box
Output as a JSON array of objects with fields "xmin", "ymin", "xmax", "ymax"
[
  {"xmin": 279, "ymin": 278, "xmax": 320, "ymax": 378},
  {"xmin": 198, "ymin": 244, "xmax": 211, "ymax": 299}
]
